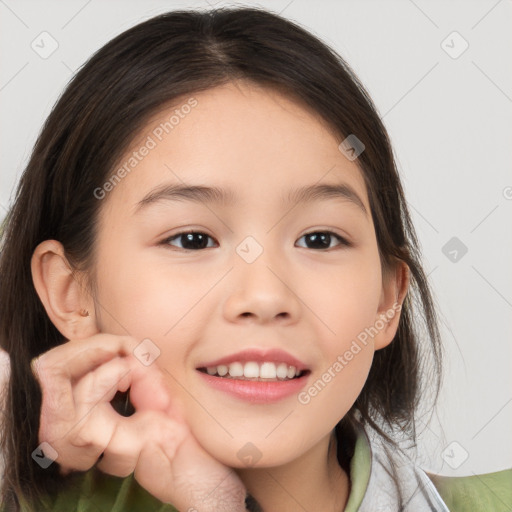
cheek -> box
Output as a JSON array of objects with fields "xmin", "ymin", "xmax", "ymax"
[
  {"xmin": 94, "ymin": 249, "xmax": 205, "ymax": 337},
  {"xmin": 293, "ymin": 251, "xmax": 381, "ymax": 411},
  {"xmin": 300, "ymin": 252, "xmax": 383, "ymax": 342},
  {"xmin": 302, "ymin": 345, "xmax": 375, "ymax": 416}
]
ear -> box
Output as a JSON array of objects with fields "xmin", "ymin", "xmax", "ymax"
[
  {"xmin": 373, "ymin": 260, "xmax": 409, "ymax": 351},
  {"xmin": 31, "ymin": 240, "xmax": 100, "ymax": 340}
]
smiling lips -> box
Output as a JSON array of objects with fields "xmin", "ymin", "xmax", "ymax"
[{"xmin": 196, "ymin": 348, "xmax": 311, "ymax": 403}]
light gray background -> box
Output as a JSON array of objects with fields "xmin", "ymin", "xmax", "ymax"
[{"xmin": 1, "ymin": 0, "xmax": 511, "ymax": 477}]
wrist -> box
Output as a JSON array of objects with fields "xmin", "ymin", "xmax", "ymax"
[{"xmin": 179, "ymin": 483, "xmax": 249, "ymax": 512}]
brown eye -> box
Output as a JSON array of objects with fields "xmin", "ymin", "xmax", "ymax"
[
  {"xmin": 295, "ymin": 231, "xmax": 350, "ymax": 250},
  {"xmin": 161, "ymin": 231, "xmax": 217, "ymax": 250}
]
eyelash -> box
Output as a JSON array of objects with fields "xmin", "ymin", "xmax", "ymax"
[{"xmin": 159, "ymin": 230, "xmax": 352, "ymax": 251}]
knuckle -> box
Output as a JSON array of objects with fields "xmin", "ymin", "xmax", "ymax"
[
  {"xmin": 104, "ymin": 465, "xmax": 134, "ymax": 478},
  {"xmin": 30, "ymin": 355, "xmax": 46, "ymax": 383},
  {"xmin": 33, "ymin": 358, "xmax": 61, "ymax": 391},
  {"xmin": 69, "ymin": 424, "xmax": 102, "ymax": 451},
  {"xmin": 118, "ymin": 335, "xmax": 138, "ymax": 355},
  {"xmin": 149, "ymin": 414, "xmax": 187, "ymax": 450}
]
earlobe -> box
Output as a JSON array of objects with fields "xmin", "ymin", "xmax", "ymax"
[
  {"xmin": 373, "ymin": 261, "xmax": 410, "ymax": 351},
  {"xmin": 31, "ymin": 240, "xmax": 99, "ymax": 340}
]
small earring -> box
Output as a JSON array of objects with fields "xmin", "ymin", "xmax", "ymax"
[{"xmin": 79, "ymin": 309, "xmax": 90, "ymax": 317}]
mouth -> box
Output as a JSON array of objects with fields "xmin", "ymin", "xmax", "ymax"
[
  {"xmin": 196, "ymin": 347, "xmax": 312, "ymax": 404},
  {"xmin": 195, "ymin": 349, "xmax": 312, "ymax": 403}
]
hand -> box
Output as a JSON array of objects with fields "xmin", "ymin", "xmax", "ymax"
[{"xmin": 31, "ymin": 333, "xmax": 248, "ymax": 511}]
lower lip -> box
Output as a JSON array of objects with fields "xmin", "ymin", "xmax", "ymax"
[{"xmin": 197, "ymin": 370, "xmax": 310, "ymax": 404}]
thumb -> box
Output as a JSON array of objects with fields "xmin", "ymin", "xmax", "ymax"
[{"xmin": 126, "ymin": 357, "xmax": 183, "ymax": 418}]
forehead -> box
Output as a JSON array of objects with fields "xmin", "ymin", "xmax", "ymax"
[{"xmin": 101, "ymin": 81, "xmax": 369, "ymax": 214}]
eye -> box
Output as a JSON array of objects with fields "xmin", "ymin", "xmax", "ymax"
[
  {"xmin": 295, "ymin": 231, "xmax": 351, "ymax": 250},
  {"xmin": 160, "ymin": 229, "xmax": 351, "ymax": 251},
  {"xmin": 161, "ymin": 231, "xmax": 217, "ymax": 251}
]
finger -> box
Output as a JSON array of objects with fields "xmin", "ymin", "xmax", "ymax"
[
  {"xmin": 133, "ymin": 419, "xmax": 245, "ymax": 510},
  {"xmin": 44, "ymin": 357, "xmax": 133, "ymax": 472},
  {"xmin": 40, "ymin": 355, "xmax": 130, "ymax": 443},
  {"xmin": 133, "ymin": 440, "xmax": 175, "ymax": 503},
  {"xmin": 56, "ymin": 402, "xmax": 120, "ymax": 473},
  {"xmin": 127, "ymin": 358, "xmax": 173, "ymax": 414},
  {"xmin": 31, "ymin": 334, "xmax": 138, "ymax": 385},
  {"xmin": 73, "ymin": 356, "xmax": 133, "ymax": 413},
  {"xmin": 96, "ymin": 410, "xmax": 187, "ymax": 478},
  {"xmin": 34, "ymin": 335, "xmax": 139, "ymax": 431},
  {"xmin": 58, "ymin": 357, "xmax": 172, "ymax": 473}
]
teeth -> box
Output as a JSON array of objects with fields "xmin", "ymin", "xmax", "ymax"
[
  {"xmin": 276, "ymin": 363, "xmax": 288, "ymax": 379},
  {"xmin": 243, "ymin": 361, "xmax": 260, "ymax": 378},
  {"xmin": 228, "ymin": 362, "xmax": 244, "ymax": 377},
  {"xmin": 260, "ymin": 362, "xmax": 276, "ymax": 379},
  {"xmin": 203, "ymin": 361, "xmax": 303, "ymax": 380}
]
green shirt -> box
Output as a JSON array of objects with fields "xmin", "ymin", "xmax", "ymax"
[{"xmin": 12, "ymin": 424, "xmax": 512, "ymax": 511}]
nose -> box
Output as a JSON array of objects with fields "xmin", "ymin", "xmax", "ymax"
[{"xmin": 222, "ymin": 251, "xmax": 301, "ymax": 325}]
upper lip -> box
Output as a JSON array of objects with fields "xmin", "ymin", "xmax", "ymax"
[{"xmin": 196, "ymin": 348, "xmax": 310, "ymax": 372}]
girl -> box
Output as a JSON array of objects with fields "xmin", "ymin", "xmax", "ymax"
[{"xmin": 0, "ymin": 7, "xmax": 510, "ymax": 512}]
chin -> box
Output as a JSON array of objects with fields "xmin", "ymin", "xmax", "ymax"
[{"xmin": 196, "ymin": 433, "xmax": 308, "ymax": 470}]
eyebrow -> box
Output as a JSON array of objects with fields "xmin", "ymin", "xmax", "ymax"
[{"xmin": 134, "ymin": 182, "xmax": 367, "ymax": 216}]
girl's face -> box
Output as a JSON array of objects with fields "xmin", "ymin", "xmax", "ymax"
[{"xmin": 91, "ymin": 81, "xmax": 399, "ymax": 468}]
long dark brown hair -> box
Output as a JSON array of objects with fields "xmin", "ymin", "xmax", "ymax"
[{"xmin": 0, "ymin": 7, "xmax": 442, "ymax": 510}]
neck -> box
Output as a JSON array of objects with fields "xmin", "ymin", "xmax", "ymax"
[{"xmin": 236, "ymin": 430, "xmax": 350, "ymax": 512}]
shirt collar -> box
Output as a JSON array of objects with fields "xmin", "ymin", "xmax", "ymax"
[
  {"xmin": 340, "ymin": 420, "xmax": 450, "ymax": 512},
  {"xmin": 342, "ymin": 420, "xmax": 372, "ymax": 511}
]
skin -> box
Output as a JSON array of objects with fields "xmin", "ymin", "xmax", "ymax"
[{"xmin": 32, "ymin": 81, "xmax": 408, "ymax": 511}]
